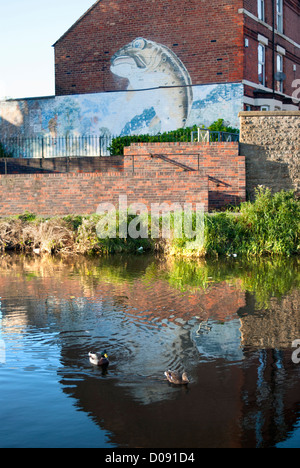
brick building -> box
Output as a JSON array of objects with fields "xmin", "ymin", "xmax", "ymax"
[
  {"xmin": 1, "ymin": 0, "xmax": 299, "ymax": 143},
  {"xmin": 53, "ymin": 0, "xmax": 300, "ymax": 111},
  {"xmin": 242, "ymin": 0, "xmax": 300, "ymax": 110}
]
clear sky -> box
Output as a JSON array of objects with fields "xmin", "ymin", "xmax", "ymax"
[{"xmin": 0, "ymin": 0, "xmax": 96, "ymax": 99}]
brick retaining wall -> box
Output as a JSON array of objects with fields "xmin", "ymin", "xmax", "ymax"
[
  {"xmin": 0, "ymin": 142, "xmax": 245, "ymax": 215},
  {"xmin": 124, "ymin": 142, "xmax": 246, "ymax": 210},
  {"xmin": 0, "ymin": 155, "xmax": 124, "ymax": 175},
  {"xmin": 0, "ymin": 171, "xmax": 208, "ymax": 216}
]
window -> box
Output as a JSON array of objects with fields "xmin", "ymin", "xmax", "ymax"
[
  {"xmin": 277, "ymin": 54, "xmax": 284, "ymax": 92},
  {"xmin": 276, "ymin": 0, "xmax": 283, "ymax": 33},
  {"xmin": 258, "ymin": 44, "xmax": 265, "ymax": 86},
  {"xmin": 258, "ymin": 0, "xmax": 265, "ymax": 21},
  {"xmin": 260, "ymin": 105, "xmax": 270, "ymax": 111}
]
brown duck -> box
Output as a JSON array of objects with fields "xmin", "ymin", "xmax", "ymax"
[{"xmin": 164, "ymin": 370, "xmax": 189, "ymax": 385}]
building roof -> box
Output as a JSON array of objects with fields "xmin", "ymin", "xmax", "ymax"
[{"xmin": 52, "ymin": 0, "xmax": 101, "ymax": 47}]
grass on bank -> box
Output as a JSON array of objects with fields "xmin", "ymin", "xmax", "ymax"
[
  {"xmin": 0, "ymin": 187, "xmax": 299, "ymax": 257},
  {"xmin": 165, "ymin": 187, "xmax": 299, "ymax": 257}
]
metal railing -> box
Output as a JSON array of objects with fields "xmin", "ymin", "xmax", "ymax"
[
  {"xmin": 0, "ymin": 129, "xmax": 240, "ymax": 159},
  {"xmin": 191, "ymin": 128, "xmax": 240, "ymax": 143},
  {"xmin": 0, "ymin": 135, "xmax": 113, "ymax": 158}
]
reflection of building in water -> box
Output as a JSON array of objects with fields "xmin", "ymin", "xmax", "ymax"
[
  {"xmin": 1, "ymin": 308, "xmax": 28, "ymax": 335},
  {"xmin": 239, "ymin": 291, "xmax": 300, "ymax": 349},
  {"xmin": 191, "ymin": 318, "xmax": 244, "ymax": 362},
  {"xmin": 0, "ymin": 255, "xmax": 299, "ymax": 447},
  {"xmin": 58, "ymin": 343, "xmax": 300, "ymax": 448},
  {"xmin": 0, "ymin": 296, "xmax": 5, "ymax": 363},
  {"xmin": 239, "ymin": 347, "xmax": 300, "ymax": 448}
]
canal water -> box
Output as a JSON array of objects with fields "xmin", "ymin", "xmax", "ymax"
[{"xmin": 0, "ymin": 253, "xmax": 299, "ymax": 448}]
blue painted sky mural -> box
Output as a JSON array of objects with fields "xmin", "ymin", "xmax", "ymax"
[{"xmin": 0, "ymin": 83, "xmax": 243, "ymax": 140}]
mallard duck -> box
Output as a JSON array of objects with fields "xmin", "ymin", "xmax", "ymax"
[
  {"xmin": 89, "ymin": 350, "xmax": 109, "ymax": 367},
  {"xmin": 164, "ymin": 370, "xmax": 189, "ymax": 385},
  {"xmin": 196, "ymin": 320, "xmax": 212, "ymax": 335}
]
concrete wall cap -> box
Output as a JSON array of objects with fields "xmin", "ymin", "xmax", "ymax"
[{"xmin": 239, "ymin": 111, "xmax": 300, "ymax": 117}]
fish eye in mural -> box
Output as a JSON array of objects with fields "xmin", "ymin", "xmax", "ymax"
[{"xmin": 110, "ymin": 38, "xmax": 193, "ymax": 131}]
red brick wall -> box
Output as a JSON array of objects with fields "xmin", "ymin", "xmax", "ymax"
[
  {"xmin": 243, "ymin": 0, "xmax": 300, "ymax": 100},
  {"xmin": 54, "ymin": 0, "xmax": 244, "ymax": 95},
  {"xmin": 124, "ymin": 142, "xmax": 246, "ymax": 210},
  {"xmin": 0, "ymin": 171, "xmax": 208, "ymax": 216},
  {"xmin": 0, "ymin": 142, "xmax": 245, "ymax": 215},
  {"xmin": 0, "ymin": 156, "xmax": 124, "ymax": 175}
]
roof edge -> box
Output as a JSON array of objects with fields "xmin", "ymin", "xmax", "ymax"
[{"xmin": 52, "ymin": 0, "xmax": 101, "ymax": 47}]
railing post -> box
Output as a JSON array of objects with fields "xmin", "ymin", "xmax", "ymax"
[
  {"xmin": 99, "ymin": 136, "xmax": 102, "ymax": 157},
  {"xmin": 65, "ymin": 135, "xmax": 68, "ymax": 158}
]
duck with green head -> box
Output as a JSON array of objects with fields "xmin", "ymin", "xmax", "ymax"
[{"xmin": 89, "ymin": 350, "xmax": 109, "ymax": 367}]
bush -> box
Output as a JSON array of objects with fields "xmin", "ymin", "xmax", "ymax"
[
  {"xmin": 168, "ymin": 187, "xmax": 300, "ymax": 257},
  {"xmin": 204, "ymin": 213, "xmax": 247, "ymax": 256},
  {"xmin": 206, "ymin": 118, "xmax": 239, "ymax": 135},
  {"xmin": 0, "ymin": 142, "xmax": 12, "ymax": 158},
  {"xmin": 108, "ymin": 126, "xmax": 198, "ymax": 155},
  {"xmin": 239, "ymin": 187, "xmax": 300, "ymax": 256},
  {"xmin": 108, "ymin": 120, "xmax": 239, "ymax": 155}
]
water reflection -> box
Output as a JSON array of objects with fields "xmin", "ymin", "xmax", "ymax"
[{"xmin": 0, "ymin": 253, "xmax": 299, "ymax": 448}]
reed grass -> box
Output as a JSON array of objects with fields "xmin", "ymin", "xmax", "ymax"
[{"xmin": 0, "ymin": 187, "xmax": 298, "ymax": 257}]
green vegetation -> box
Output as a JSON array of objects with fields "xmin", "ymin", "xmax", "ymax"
[
  {"xmin": 158, "ymin": 255, "xmax": 300, "ymax": 308},
  {"xmin": 207, "ymin": 118, "xmax": 239, "ymax": 134},
  {"xmin": 239, "ymin": 187, "xmax": 300, "ymax": 256},
  {"xmin": 0, "ymin": 142, "xmax": 12, "ymax": 158},
  {"xmin": 0, "ymin": 187, "xmax": 298, "ymax": 257},
  {"xmin": 108, "ymin": 119, "xmax": 239, "ymax": 155},
  {"xmin": 168, "ymin": 188, "xmax": 299, "ymax": 257},
  {"xmin": 108, "ymin": 126, "xmax": 197, "ymax": 156}
]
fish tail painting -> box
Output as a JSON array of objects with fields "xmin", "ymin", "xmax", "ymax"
[{"xmin": 110, "ymin": 38, "xmax": 193, "ymax": 132}]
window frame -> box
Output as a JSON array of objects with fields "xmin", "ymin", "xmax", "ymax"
[
  {"xmin": 260, "ymin": 105, "xmax": 270, "ymax": 111},
  {"xmin": 258, "ymin": 43, "xmax": 266, "ymax": 87},
  {"xmin": 276, "ymin": 53, "xmax": 284, "ymax": 93},
  {"xmin": 258, "ymin": 0, "xmax": 265, "ymax": 21},
  {"xmin": 276, "ymin": 0, "xmax": 283, "ymax": 33}
]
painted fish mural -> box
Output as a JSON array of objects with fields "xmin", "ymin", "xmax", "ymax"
[{"xmin": 110, "ymin": 38, "xmax": 193, "ymax": 132}]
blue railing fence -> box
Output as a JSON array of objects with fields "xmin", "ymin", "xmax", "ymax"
[
  {"xmin": 0, "ymin": 135, "xmax": 112, "ymax": 158},
  {"xmin": 0, "ymin": 129, "xmax": 239, "ymax": 158}
]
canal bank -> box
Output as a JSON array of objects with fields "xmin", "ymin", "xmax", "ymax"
[{"xmin": 0, "ymin": 187, "xmax": 298, "ymax": 258}]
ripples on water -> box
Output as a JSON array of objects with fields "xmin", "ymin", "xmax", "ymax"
[{"xmin": 0, "ymin": 254, "xmax": 299, "ymax": 448}]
